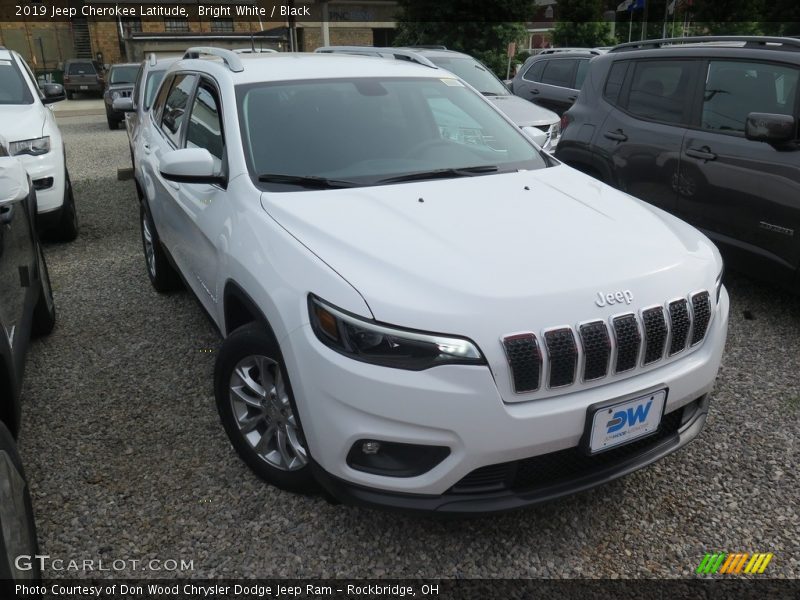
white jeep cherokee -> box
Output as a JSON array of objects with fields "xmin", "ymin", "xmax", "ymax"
[{"xmin": 135, "ymin": 47, "xmax": 728, "ymax": 514}]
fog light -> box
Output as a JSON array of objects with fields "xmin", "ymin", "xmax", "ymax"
[
  {"xmin": 362, "ymin": 441, "xmax": 381, "ymax": 455},
  {"xmin": 347, "ymin": 439, "xmax": 450, "ymax": 478},
  {"xmin": 32, "ymin": 177, "xmax": 53, "ymax": 190}
]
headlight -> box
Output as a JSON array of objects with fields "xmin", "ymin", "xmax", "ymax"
[
  {"xmin": 308, "ymin": 295, "xmax": 485, "ymax": 370},
  {"xmin": 9, "ymin": 136, "xmax": 50, "ymax": 157},
  {"xmin": 111, "ymin": 90, "xmax": 120, "ymax": 100},
  {"xmin": 715, "ymin": 264, "xmax": 724, "ymax": 304}
]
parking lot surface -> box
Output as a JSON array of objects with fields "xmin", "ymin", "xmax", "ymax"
[{"xmin": 18, "ymin": 114, "xmax": 800, "ymax": 578}]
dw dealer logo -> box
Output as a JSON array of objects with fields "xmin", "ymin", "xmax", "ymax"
[{"xmin": 696, "ymin": 552, "xmax": 774, "ymax": 575}]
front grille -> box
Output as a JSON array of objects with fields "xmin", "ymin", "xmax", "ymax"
[
  {"xmin": 544, "ymin": 328, "xmax": 578, "ymax": 387},
  {"xmin": 690, "ymin": 292, "xmax": 711, "ymax": 346},
  {"xmin": 502, "ymin": 334, "xmax": 541, "ymax": 393},
  {"xmin": 642, "ymin": 307, "xmax": 668, "ymax": 365},
  {"xmin": 579, "ymin": 321, "xmax": 611, "ymax": 381},
  {"xmin": 668, "ymin": 299, "xmax": 691, "ymax": 355},
  {"xmin": 613, "ymin": 314, "xmax": 641, "ymax": 373},
  {"xmin": 449, "ymin": 404, "xmax": 692, "ymax": 496},
  {"xmin": 502, "ymin": 290, "xmax": 713, "ymax": 393}
]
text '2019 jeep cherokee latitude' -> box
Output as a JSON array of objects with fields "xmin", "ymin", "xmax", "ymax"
[{"xmin": 135, "ymin": 48, "xmax": 728, "ymax": 514}]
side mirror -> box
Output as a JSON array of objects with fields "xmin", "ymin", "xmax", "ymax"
[
  {"xmin": 521, "ymin": 125, "xmax": 548, "ymax": 148},
  {"xmin": 159, "ymin": 148, "xmax": 225, "ymax": 186},
  {"xmin": 745, "ymin": 112, "xmax": 796, "ymax": 145},
  {"xmin": 41, "ymin": 83, "xmax": 66, "ymax": 104},
  {"xmin": 113, "ymin": 97, "xmax": 134, "ymax": 112}
]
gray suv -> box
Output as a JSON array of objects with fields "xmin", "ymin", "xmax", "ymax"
[
  {"xmin": 555, "ymin": 36, "xmax": 800, "ymax": 292},
  {"xmin": 511, "ymin": 50, "xmax": 600, "ymax": 116}
]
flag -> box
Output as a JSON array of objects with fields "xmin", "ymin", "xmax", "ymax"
[
  {"xmin": 667, "ymin": 0, "xmax": 676, "ymax": 14},
  {"xmin": 629, "ymin": 0, "xmax": 646, "ymax": 11},
  {"xmin": 617, "ymin": 0, "xmax": 633, "ymax": 11}
]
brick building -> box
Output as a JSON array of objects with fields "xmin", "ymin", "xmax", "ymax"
[{"xmin": 0, "ymin": 0, "xmax": 397, "ymax": 72}]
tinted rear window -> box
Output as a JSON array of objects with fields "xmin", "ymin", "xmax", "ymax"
[
  {"xmin": 67, "ymin": 62, "xmax": 96, "ymax": 75},
  {"xmin": 604, "ymin": 61, "xmax": 628, "ymax": 105},
  {"xmin": 541, "ymin": 59, "xmax": 576, "ymax": 88}
]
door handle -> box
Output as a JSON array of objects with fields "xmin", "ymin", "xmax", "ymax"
[
  {"xmin": 685, "ymin": 146, "xmax": 717, "ymax": 161},
  {"xmin": 603, "ymin": 129, "xmax": 628, "ymax": 142},
  {"xmin": 530, "ymin": 89, "xmax": 540, "ymax": 95},
  {"xmin": 0, "ymin": 205, "xmax": 13, "ymax": 225}
]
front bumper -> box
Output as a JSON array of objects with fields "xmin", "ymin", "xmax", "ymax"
[
  {"xmin": 15, "ymin": 150, "xmax": 65, "ymax": 214},
  {"xmin": 282, "ymin": 288, "xmax": 728, "ymax": 512},
  {"xmin": 313, "ymin": 394, "xmax": 709, "ymax": 514}
]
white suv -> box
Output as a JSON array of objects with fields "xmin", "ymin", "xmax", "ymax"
[
  {"xmin": 135, "ymin": 47, "xmax": 728, "ymax": 514},
  {"xmin": 0, "ymin": 47, "xmax": 78, "ymax": 241}
]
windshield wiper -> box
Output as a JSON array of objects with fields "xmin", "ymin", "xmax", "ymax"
[
  {"xmin": 257, "ymin": 173, "xmax": 359, "ymax": 189},
  {"xmin": 376, "ymin": 165, "xmax": 499, "ymax": 185}
]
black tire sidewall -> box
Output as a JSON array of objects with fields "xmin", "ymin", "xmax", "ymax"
[
  {"xmin": 214, "ymin": 323, "xmax": 315, "ymax": 493},
  {"xmin": 0, "ymin": 422, "xmax": 41, "ymax": 583},
  {"xmin": 140, "ymin": 203, "xmax": 180, "ymax": 292},
  {"xmin": 31, "ymin": 241, "xmax": 55, "ymax": 337}
]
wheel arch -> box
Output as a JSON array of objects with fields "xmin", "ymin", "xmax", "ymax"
[{"xmin": 222, "ymin": 281, "xmax": 280, "ymax": 343}]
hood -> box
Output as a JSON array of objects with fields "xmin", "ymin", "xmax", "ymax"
[
  {"xmin": 486, "ymin": 95, "xmax": 559, "ymax": 127},
  {"xmin": 261, "ymin": 166, "xmax": 720, "ymax": 335},
  {"xmin": 0, "ymin": 104, "xmax": 45, "ymax": 143}
]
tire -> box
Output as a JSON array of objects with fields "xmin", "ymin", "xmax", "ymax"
[
  {"xmin": 31, "ymin": 242, "xmax": 55, "ymax": 337},
  {"xmin": 65, "ymin": 90, "xmax": 73, "ymax": 100},
  {"xmin": 0, "ymin": 421, "xmax": 41, "ymax": 585},
  {"xmin": 215, "ymin": 322, "xmax": 316, "ymax": 493},
  {"xmin": 106, "ymin": 114, "xmax": 118, "ymax": 130},
  {"xmin": 140, "ymin": 203, "xmax": 181, "ymax": 292},
  {"xmin": 47, "ymin": 170, "xmax": 78, "ymax": 242}
]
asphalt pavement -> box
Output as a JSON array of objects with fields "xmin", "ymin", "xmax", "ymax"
[{"xmin": 17, "ymin": 114, "xmax": 800, "ymax": 579}]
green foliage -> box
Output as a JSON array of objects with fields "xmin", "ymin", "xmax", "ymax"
[
  {"xmin": 553, "ymin": 21, "xmax": 615, "ymax": 48},
  {"xmin": 394, "ymin": 0, "xmax": 532, "ymax": 76}
]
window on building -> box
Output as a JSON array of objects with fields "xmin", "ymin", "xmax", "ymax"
[
  {"xmin": 210, "ymin": 19, "xmax": 234, "ymax": 33},
  {"xmin": 164, "ymin": 18, "xmax": 189, "ymax": 33},
  {"xmin": 122, "ymin": 18, "xmax": 142, "ymax": 33}
]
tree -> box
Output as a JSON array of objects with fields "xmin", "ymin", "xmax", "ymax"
[
  {"xmin": 394, "ymin": 0, "xmax": 533, "ymax": 76},
  {"xmin": 552, "ymin": 0, "xmax": 614, "ymax": 47}
]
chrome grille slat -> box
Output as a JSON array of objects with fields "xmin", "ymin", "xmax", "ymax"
[
  {"xmin": 668, "ymin": 299, "xmax": 691, "ymax": 355},
  {"xmin": 690, "ymin": 292, "xmax": 711, "ymax": 346},
  {"xmin": 502, "ymin": 290, "xmax": 712, "ymax": 394},
  {"xmin": 613, "ymin": 314, "xmax": 641, "ymax": 373},
  {"xmin": 502, "ymin": 333, "xmax": 541, "ymax": 393},
  {"xmin": 642, "ymin": 307, "xmax": 668, "ymax": 364},
  {"xmin": 579, "ymin": 321, "xmax": 611, "ymax": 381},
  {"xmin": 544, "ymin": 328, "xmax": 578, "ymax": 388}
]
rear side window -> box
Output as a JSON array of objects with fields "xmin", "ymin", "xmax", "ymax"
[
  {"xmin": 604, "ymin": 61, "xmax": 628, "ymax": 105},
  {"xmin": 625, "ymin": 60, "xmax": 696, "ymax": 125},
  {"xmin": 160, "ymin": 74, "xmax": 197, "ymax": 146},
  {"xmin": 702, "ymin": 60, "xmax": 799, "ymax": 135},
  {"xmin": 575, "ymin": 59, "xmax": 591, "ymax": 89},
  {"xmin": 522, "ymin": 60, "xmax": 545, "ymax": 82},
  {"xmin": 540, "ymin": 59, "xmax": 576, "ymax": 88},
  {"xmin": 67, "ymin": 61, "xmax": 96, "ymax": 75}
]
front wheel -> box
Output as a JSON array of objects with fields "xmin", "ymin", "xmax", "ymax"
[
  {"xmin": 214, "ymin": 323, "xmax": 316, "ymax": 493},
  {"xmin": 47, "ymin": 171, "xmax": 78, "ymax": 242},
  {"xmin": 0, "ymin": 421, "xmax": 41, "ymax": 584}
]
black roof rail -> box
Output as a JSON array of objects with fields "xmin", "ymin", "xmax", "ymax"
[
  {"xmin": 610, "ymin": 35, "xmax": 800, "ymax": 53},
  {"xmin": 183, "ymin": 46, "xmax": 244, "ymax": 72}
]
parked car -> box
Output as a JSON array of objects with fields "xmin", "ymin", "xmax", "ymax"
[
  {"xmin": 103, "ymin": 62, "xmax": 140, "ymax": 130},
  {"xmin": 133, "ymin": 47, "xmax": 727, "ymax": 514},
  {"xmin": 113, "ymin": 54, "xmax": 180, "ymax": 189},
  {"xmin": 555, "ymin": 36, "xmax": 800, "ymax": 291},
  {"xmin": 0, "ymin": 145, "xmax": 49, "ymax": 584},
  {"xmin": 511, "ymin": 50, "xmax": 598, "ymax": 115},
  {"xmin": 63, "ymin": 58, "xmax": 105, "ymax": 99},
  {"xmin": 0, "ymin": 47, "xmax": 78, "ymax": 241},
  {"xmin": 316, "ymin": 46, "xmax": 563, "ymax": 152}
]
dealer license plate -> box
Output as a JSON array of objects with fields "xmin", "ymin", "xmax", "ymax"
[
  {"xmin": 588, "ymin": 389, "xmax": 666, "ymax": 454},
  {"xmin": 80, "ymin": 85, "xmax": 88, "ymax": 90}
]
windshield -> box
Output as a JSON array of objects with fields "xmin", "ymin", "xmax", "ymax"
[
  {"xmin": 144, "ymin": 70, "xmax": 166, "ymax": 109},
  {"xmin": 0, "ymin": 60, "xmax": 33, "ymax": 105},
  {"xmin": 427, "ymin": 56, "xmax": 509, "ymax": 96},
  {"xmin": 110, "ymin": 65, "xmax": 139, "ymax": 84},
  {"xmin": 238, "ymin": 77, "xmax": 545, "ymax": 190}
]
